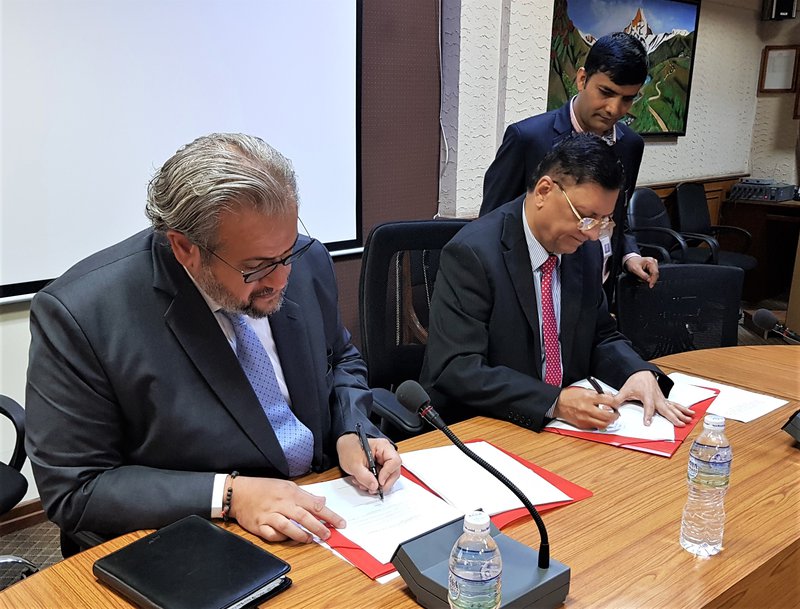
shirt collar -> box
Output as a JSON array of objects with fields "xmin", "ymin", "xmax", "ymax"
[
  {"xmin": 569, "ymin": 95, "xmax": 617, "ymax": 145},
  {"xmin": 522, "ymin": 197, "xmax": 561, "ymax": 271}
]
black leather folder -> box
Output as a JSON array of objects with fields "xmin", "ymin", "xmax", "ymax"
[{"xmin": 93, "ymin": 515, "xmax": 291, "ymax": 609}]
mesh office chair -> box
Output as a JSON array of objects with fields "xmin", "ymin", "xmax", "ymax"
[
  {"xmin": 616, "ymin": 264, "xmax": 744, "ymax": 360},
  {"xmin": 674, "ymin": 182, "xmax": 757, "ymax": 271},
  {"xmin": 0, "ymin": 395, "xmax": 39, "ymax": 587},
  {"xmin": 627, "ymin": 188, "xmax": 699, "ymax": 263},
  {"xmin": 359, "ymin": 219, "xmax": 469, "ymax": 438}
]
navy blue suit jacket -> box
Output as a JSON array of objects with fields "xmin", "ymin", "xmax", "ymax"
[
  {"xmin": 420, "ymin": 196, "xmax": 671, "ymax": 431},
  {"xmin": 26, "ymin": 229, "xmax": 379, "ymax": 538},
  {"xmin": 481, "ymin": 102, "xmax": 645, "ymax": 287}
]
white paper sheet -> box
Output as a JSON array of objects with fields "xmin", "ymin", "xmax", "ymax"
[
  {"xmin": 667, "ymin": 372, "xmax": 789, "ymax": 423},
  {"xmin": 400, "ymin": 442, "xmax": 571, "ymax": 516},
  {"xmin": 301, "ymin": 475, "xmax": 462, "ymax": 565},
  {"xmin": 544, "ymin": 378, "xmax": 676, "ymax": 441}
]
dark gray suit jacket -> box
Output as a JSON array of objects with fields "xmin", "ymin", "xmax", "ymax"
[
  {"xmin": 420, "ymin": 197, "xmax": 671, "ymax": 431},
  {"xmin": 480, "ymin": 102, "xmax": 645, "ymax": 291},
  {"xmin": 25, "ymin": 229, "xmax": 379, "ymax": 538}
]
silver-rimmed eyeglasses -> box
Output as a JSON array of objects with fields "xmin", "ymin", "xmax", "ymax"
[{"xmin": 553, "ymin": 181, "xmax": 615, "ymax": 236}]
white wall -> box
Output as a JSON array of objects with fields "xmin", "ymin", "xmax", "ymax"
[
  {"xmin": 439, "ymin": 0, "xmax": 799, "ymax": 216},
  {"xmin": 750, "ymin": 18, "xmax": 800, "ymax": 183}
]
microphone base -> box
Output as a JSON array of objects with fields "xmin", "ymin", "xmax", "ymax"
[{"xmin": 391, "ymin": 518, "xmax": 570, "ymax": 609}]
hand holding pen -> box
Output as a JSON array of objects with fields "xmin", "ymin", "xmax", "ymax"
[
  {"xmin": 588, "ymin": 376, "xmax": 621, "ymax": 431},
  {"xmin": 356, "ymin": 423, "xmax": 384, "ymax": 500}
]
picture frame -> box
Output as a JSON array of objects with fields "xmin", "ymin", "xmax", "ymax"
[
  {"xmin": 547, "ymin": 0, "xmax": 701, "ymax": 137},
  {"xmin": 758, "ymin": 45, "xmax": 799, "ymax": 93}
]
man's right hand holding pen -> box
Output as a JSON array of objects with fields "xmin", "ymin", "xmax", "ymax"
[{"xmin": 552, "ymin": 377, "xmax": 620, "ymax": 430}]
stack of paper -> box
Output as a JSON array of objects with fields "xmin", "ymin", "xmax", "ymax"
[{"xmin": 301, "ymin": 440, "xmax": 591, "ymax": 579}]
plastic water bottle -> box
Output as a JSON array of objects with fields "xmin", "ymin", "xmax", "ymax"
[
  {"xmin": 680, "ymin": 414, "xmax": 733, "ymax": 557},
  {"xmin": 448, "ymin": 511, "xmax": 502, "ymax": 609}
]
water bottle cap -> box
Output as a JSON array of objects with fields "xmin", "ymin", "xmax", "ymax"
[
  {"xmin": 463, "ymin": 510, "xmax": 490, "ymax": 533},
  {"xmin": 703, "ymin": 414, "xmax": 726, "ymax": 429}
]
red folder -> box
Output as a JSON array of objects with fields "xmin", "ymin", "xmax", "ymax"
[
  {"xmin": 323, "ymin": 440, "xmax": 592, "ymax": 579},
  {"xmin": 543, "ymin": 391, "xmax": 718, "ymax": 457}
]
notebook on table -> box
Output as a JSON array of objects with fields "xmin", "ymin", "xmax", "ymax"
[{"xmin": 93, "ymin": 515, "xmax": 291, "ymax": 609}]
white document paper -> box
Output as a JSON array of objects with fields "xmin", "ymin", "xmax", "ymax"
[
  {"xmin": 301, "ymin": 475, "xmax": 462, "ymax": 565},
  {"xmin": 544, "ymin": 378, "xmax": 676, "ymax": 441},
  {"xmin": 667, "ymin": 372, "xmax": 789, "ymax": 423},
  {"xmin": 400, "ymin": 441, "xmax": 571, "ymax": 516}
]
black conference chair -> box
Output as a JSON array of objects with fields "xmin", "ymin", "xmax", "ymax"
[
  {"xmin": 359, "ymin": 219, "xmax": 469, "ymax": 439},
  {"xmin": 616, "ymin": 264, "xmax": 744, "ymax": 360},
  {"xmin": 627, "ymin": 187, "xmax": 700, "ymax": 263},
  {"xmin": 0, "ymin": 395, "xmax": 39, "ymax": 587},
  {"xmin": 674, "ymin": 182, "xmax": 757, "ymax": 271}
]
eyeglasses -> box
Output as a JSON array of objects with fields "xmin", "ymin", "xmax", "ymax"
[
  {"xmin": 553, "ymin": 181, "xmax": 615, "ymax": 236},
  {"xmin": 201, "ymin": 219, "xmax": 317, "ymax": 284}
]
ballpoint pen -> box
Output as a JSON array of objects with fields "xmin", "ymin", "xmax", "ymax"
[
  {"xmin": 356, "ymin": 422, "xmax": 384, "ymax": 501},
  {"xmin": 588, "ymin": 376, "xmax": 619, "ymax": 414}
]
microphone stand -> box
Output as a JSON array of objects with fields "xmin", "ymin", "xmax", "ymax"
[
  {"xmin": 419, "ymin": 404, "xmax": 550, "ymax": 569},
  {"xmin": 390, "ymin": 381, "xmax": 570, "ymax": 609}
]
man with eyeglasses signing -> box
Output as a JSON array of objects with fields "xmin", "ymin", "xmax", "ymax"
[
  {"xmin": 26, "ymin": 133, "xmax": 401, "ymax": 553},
  {"xmin": 421, "ymin": 133, "xmax": 694, "ymax": 432}
]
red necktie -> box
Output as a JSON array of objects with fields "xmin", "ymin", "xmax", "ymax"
[{"xmin": 541, "ymin": 255, "xmax": 562, "ymax": 387}]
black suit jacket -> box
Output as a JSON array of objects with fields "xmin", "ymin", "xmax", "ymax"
[
  {"xmin": 420, "ymin": 196, "xmax": 671, "ymax": 431},
  {"xmin": 25, "ymin": 229, "xmax": 379, "ymax": 538},
  {"xmin": 480, "ymin": 102, "xmax": 645, "ymax": 291}
]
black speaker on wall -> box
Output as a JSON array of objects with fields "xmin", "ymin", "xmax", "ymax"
[{"xmin": 762, "ymin": 0, "xmax": 796, "ymax": 19}]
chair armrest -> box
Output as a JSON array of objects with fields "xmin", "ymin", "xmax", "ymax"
[
  {"xmin": 629, "ymin": 227, "xmax": 689, "ymax": 262},
  {"xmin": 679, "ymin": 232, "xmax": 720, "ymax": 264},
  {"xmin": 0, "ymin": 395, "xmax": 26, "ymax": 472},
  {"xmin": 370, "ymin": 388, "xmax": 426, "ymax": 435},
  {"xmin": 710, "ymin": 225, "xmax": 752, "ymax": 251},
  {"xmin": 637, "ymin": 243, "xmax": 671, "ymax": 263}
]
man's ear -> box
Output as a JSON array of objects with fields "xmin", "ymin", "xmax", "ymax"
[
  {"xmin": 576, "ymin": 67, "xmax": 587, "ymax": 92},
  {"xmin": 165, "ymin": 230, "xmax": 198, "ymax": 268},
  {"xmin": 533, "ymin": 176, "xmax": 555, "ymax": 209}
]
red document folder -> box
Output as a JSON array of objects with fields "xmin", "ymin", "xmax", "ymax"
[
  {"xmin": 543, "ymin": 392, "xmax": 718, "ymax": 457},
  {"xmin": 323, "ymin": 440, "xmax": 592, "ymax": 579}
]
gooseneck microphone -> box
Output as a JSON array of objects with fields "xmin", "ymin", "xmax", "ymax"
[
  {"xmin": 752, "ymin": 309, "xmax": 800, "ymax": 344},
  {"xmin": 395, "ymin": 380, "xmax": 551, "ymax": 569}
]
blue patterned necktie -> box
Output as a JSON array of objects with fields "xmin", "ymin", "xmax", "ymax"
[{"xmin": 223, "ymin": 312, "xmax": 314, "ymax": 477}]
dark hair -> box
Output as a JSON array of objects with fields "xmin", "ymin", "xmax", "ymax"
[
  {"xmin": 584, "ymin": 32, "xmax": 648, "ymax": 87},
  {"xmin": 528, "ymin": 133, "xmax": 625, "ymax": 192}
]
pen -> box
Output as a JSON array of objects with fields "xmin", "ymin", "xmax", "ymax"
[
  {"xmin": 587, "ymin": 376, "xmax": 604, "ymax": 394},
  {"xmin": 356, "ymin": 422, "xmax": 383, "ymax": 501},
  {"xmin": 588, "ymin": 376, "xmax": 618, "ymax": 413}
]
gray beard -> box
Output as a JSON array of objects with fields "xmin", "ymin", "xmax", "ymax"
[{"xmin": 195, "ymin": 263, "xmax": 285, "ymax": 318}]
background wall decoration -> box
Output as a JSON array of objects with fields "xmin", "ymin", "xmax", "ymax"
[{"xmin": 548, "ymin": 0, "xmax": 701, "ymax": 136}]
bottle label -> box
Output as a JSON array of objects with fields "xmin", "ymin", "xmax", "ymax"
[{"xmin": 687, "ymin": 453, "xmax": 731, "ymax": 486}]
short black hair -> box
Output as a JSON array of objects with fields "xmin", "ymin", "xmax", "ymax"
[
  {"xmin": 584, "ymin": 32, "xmax": 648, "ymax": 87},
  {"xmin": 528, "ymin": 133, "xmax": 625, "ymax": 192}
]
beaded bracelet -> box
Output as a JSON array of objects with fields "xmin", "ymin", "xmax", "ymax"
[{"xmin": 221, "ymin": 470, "xmax": 239, "ymax": 523}]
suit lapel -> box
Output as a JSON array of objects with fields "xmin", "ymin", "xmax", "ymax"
[
  {"xmin": 552, "ymin": 102, "xmax": 573, "ymax": 145},
  {"xmin": 500, "ymin": 199, "xmax": 541, "ymax": 357},
  {"xmin": 152, "ymin": 237, "xmax": 291, "ymax": 476}
]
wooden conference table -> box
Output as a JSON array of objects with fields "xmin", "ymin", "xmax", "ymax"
[{"xmin": 1, "ymin": 346, "xmax": 798, "ymax": 608}]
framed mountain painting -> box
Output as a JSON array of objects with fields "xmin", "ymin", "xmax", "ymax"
[{"xmin": 548, "ymin": 0, "xmax": 701, "ymax": 136}]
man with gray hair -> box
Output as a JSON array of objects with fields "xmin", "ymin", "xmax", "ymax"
[{"xmin": 26, "ymin": 133, "xmax": 401, "ymax": 553}]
